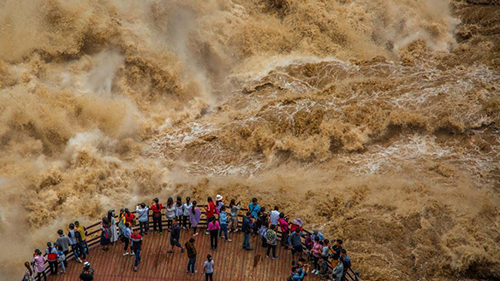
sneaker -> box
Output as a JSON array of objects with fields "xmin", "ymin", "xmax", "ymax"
[
  {"xmin": 311, "ymin": 269, "xmax": 317, "ymax": 274},
  {"xmin": 193, "ymin": 270, "xmax": 197, "ymax": 274},
  {"xmin": 234, "ymin": 229, "xmax": 239, "ymax": 233},
  {"xmin": 181, "ymin": 248, "xmax": 185, "ymax": 253},
  {"xmin": 227, "ymin": 239, "xmax": 232, "ymax": 242},
  {"xmin": 133, "ymin": 267, "xmax": 137, "ymax": 272},
  {"xmin": 167, "ymin": 250, "xmax": 174, "ymax": 254},
  {"xmin": 228, "ymin": 229, "xmax": 232, "ymax": 233},
  {"xmin": 123, "ymin": 253, "xmax": 129, "ymax": 256},
  {"xmin": 76, "ymin": 258, "xmax": 82, "ymax": 263},
  {"xmin": 130, "ymin": 252, "xmax": 135, "ymax": 256},
  {"xmin": 205, "ymin": 231, "xmax": 209, "ymax": 235},
  {"xmin": 272, "ymin": 256, "xmax": 279, "ymax": 260},
  {"xmin": 266, "ymin": 255, "xmax": 270, "ymax": 258},
  {"xmin": 247, "ymin": 247, "xmax": 254, "ymax": 251}
]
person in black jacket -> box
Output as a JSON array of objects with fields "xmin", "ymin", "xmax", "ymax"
[
  {"xmin": 242, "ymin": 212, "xmax": 254, "ymax": 250},
  {"xmin": 167, "ymin": 219, "xmax": 185, "ymax": 254}
]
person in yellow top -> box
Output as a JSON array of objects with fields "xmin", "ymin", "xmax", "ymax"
[{"xmin": 74, "ymin": 221, "xmax": 89, "ymax": 255}]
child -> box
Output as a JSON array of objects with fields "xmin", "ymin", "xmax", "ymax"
[
  {"xmin": 218, "ymin": 206, "xmax": 231, "ymax": 242},
  {"xmin": 182, "ymin": 197, "xmax": 192, "ymax": 229},
  {"xmin": 56, "ymin": 244, "xmax": 66, "ymax": 274}
]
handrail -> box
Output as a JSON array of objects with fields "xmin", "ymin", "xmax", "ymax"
[{"xmin": 27, "ymin": 203, "xmax": 358, "ymax": 281}]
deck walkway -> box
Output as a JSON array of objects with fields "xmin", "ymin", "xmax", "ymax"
[{"xmin": 49, "ymin": 229, "xmax": 294, "ymax": 281}]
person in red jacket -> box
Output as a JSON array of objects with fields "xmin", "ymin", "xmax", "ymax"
[
  {"xmin": 124, "ymin": 208, "xmax": 136, "ymax": 225},
  {"xmin": 205, "ymin": 197, "xmax": 215, "ymax": 235},
  {"xmin": 151, "ymin": 198, "xmax": 163, "ymax": 234}
]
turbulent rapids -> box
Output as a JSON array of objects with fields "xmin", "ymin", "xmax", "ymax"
[{"xmin": 0, "ymin": 0, "xmax": 499, "ymax": 280}]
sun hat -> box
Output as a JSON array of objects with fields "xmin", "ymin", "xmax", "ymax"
[{"xmin": 215, "ymin": 194, "xmax": 223, "ymax": 201}]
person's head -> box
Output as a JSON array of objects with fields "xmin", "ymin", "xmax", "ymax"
[
  {"xmin": 154, "ymin": 197, "xmax": 159, "ymax": 204},
  {"xmin": 314, "ymin": 237, "xmax": 319, "ymax": 242},
  {"xmin": 34, "ymin": 249, "xmax": 41, "ymax": 256},
  {"xmin": 336, "ymin": 239, "xmax": 343, "ymax": 246},
  {"xmin": 208, "ymin": 216, "xmax": 214, "ymax": 223},
  {"xmin": 83, "ymin": 261, "xmax": 91, "ymax": 270},
  {"xmin": 292, "ymin": 266, "xmax": 299, "ymax": 273},
  {"xmin": 230, "ymin": 199, "xmax": 235, "ymax": 206},
  {"xmin": 215, "ymin": 194, "xmax": 223, "ymax": 202},
  {"xmin": 141, "ymin": 202, "xmax": 146, "ymax": 208},
  {"xmin": 69, "ymin": 223, "xmax": 75, "ymax": 230},
  {"xmin": 189, "ymin": 238, "xmax": 195, "ymax": 243},
  {"xmin": 341, "ymin": 249, "xmax": 347, "ymax": 256},
  {"xmin": 252, "ymin": 198, "xmax": 257, "ymax": 203},
  {"xmin": 102, "ymin": 217, "xmax": 110, "ymax": 226},
  {"xmin": 270, "ymin": 224, "xmax": 276, "ymax": 230},
  {"xmin": 207, "ymin": 196, "xmax": 213, "ymax": 203},
  {"xmin": 119, "ymin": 208, "xmax": 124, "ymax": 214},
  {"xmin": 133, "ymin": 228, "xmax": 138, "ymax": 235},
  {"xmin": 207, "ymin": 254, "xmax": 212, "ymax": 261},
  {"xmin": 24, "ymin": 261, "xmax": 31, "ymax": 270},
  {"xmin": 246, "ymin": 211, "xmax": 252, "ymax": 217},
  {"xmin": 295, "ymin": 229, "xmax": 301, "ymax": 234},
  {"xmin": 56, "ymin": 244, "xmax": 62, "ymax": 251},
  {"xmin": 173, "ymin": 218, "xmax": 178, "ymax": 225},
  {"xmin": 125, "ymin": 222, "xmax": 130, "ymax": 228},
  {"xmin": 57, "ymin": 229, "xmax": 63, "ymax": 236},
  {"xmin": 319, "ymin": 240, "xmax": 324, "ymax": 246},
  {"xmin": 324, "ymin": 239, "xmax": 329, "ymax": 245},
  {"xmin": 75, "ymin": 221, "xmax": 80, "ymax": 227},
  {"xmin": 279, "ymin": 212, "xmax": 285, "ymax": 218},
  {"xmin": 108, "ymin": 210, "xmax": 114, "ymax": 219},
  {"xmin": 176, "ymin": 196, "xmax": 182, "ymax": 206},
  {"xmin": 125, "ymin": 208, "xmax": 130, "ymax": 214},
  {"xmin": 186, "ymin": 197, "xmax": 191, "ymax": 203},
  {"xmin": 46, "ymin": 242, "xmax": 52, "ymax": 248},
  {"xmin": 167, "ymin": 196, "xmax": 173, "ymax": 206},
  {"xmin": 313, "ymin": 230, "xmax": 318, "ymax": 235},
  {"xmin": 221, "ymin": 206, "xmax": 226, "ymax": 212},
  {"xmin": 260, "ymin": 207, "xmax": 266, "ymax": 213},
  {"xmin": 274, "ymin": 206, "xmax": 279, "ymax": 211}
]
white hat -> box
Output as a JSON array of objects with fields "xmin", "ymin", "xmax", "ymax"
[
  {"xmin": 215, "ymin": 195, "xmax": 223, "ymax": 201},
  {"xmin": 83, "ymin": 261, "xmax": 91, "ymax": 267}
]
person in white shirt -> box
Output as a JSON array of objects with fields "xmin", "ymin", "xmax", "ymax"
[
  {"xmin": 182, "ymin": 197, "xmax": 193, "ymax": 229},
  {"xmin": 270, "ymin": 206, "xmax": 280, "ymax": 227},
  {"xmin": 203, "ymin": 254, "xmax": 215, "ymax": 281},
  {"xmin": 136, "ymin": 203, "xmax": 150, "ymax": 235},
  {"xmin": 165, "ymin": 197, "xmax": 176, "ymax": 229}
]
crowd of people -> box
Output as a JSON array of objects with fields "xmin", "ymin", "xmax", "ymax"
[{"xmin": 25, "ymin": 195, "xmax": 356, "ymax": 281}]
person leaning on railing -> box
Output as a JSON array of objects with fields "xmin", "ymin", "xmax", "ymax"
[{"xmin": 150, "ymin": 198, "xmax": 163, "ymax": 233}]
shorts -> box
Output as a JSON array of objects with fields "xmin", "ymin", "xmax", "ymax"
[
  {"xmin": 170, "ymin": 237, "xmax": 181, "ymax": 247},
  {"xmin": 291, "ymin": 244, "xmax": 303, "ymax": 254}
]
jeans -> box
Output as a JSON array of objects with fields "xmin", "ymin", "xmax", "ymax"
[
  {"xmin": 210, "ymin": 229, "xmax": 218, "ymax": 249},
  {"xmin": 205, "ymin": 272, "xmax": 213, "ymax": 281},
  {"xmin": 187, "ymin": 257, "xmax": 196, "ymax": 273},
  {"xmin": 48, "ymin": 260, "xmax": 58, "ymax": 275},
  {"xmin": 36, "ymin": 271, "xmax": 47, "ymax": 281},
  {"xmin": 139, "ymin": 221, "xmax": 149, "ymax": 234},
  {"xmin": 124, "ymin": 238, "xmax": 130, "ymax": 251},
  {"xmin": 82, "ymin": 240, "xmax": 89, "ymax": 254},
  {"xmin": 266, "ymin": 244, "xmax": 276, "ymax": 257},
  {"xmin": 152, "ymin": 213, "xmax": 162, "ymax": 232},
  {"xmin": 183, "ymin": 215, "xmax": 191, "ymax": 228},
  {"xmin": 243, "ymin": 232, "xmax": 251, "ymax": 249},
  {"xmin": 71, "ymin": 244, "xmax": 80, "ymax": 260},
  {"xmin": 78, "ymin": 242, "xmax": 86, "ymax": 259},
  {"xmin": 219, "ymin": 224, "xmax": 228, "ymax": 240},
  {"xmin": 280, "ymin": 230, "xmax": 289, "ymax": 246},
  {"xmin": 63, "ymin": 250, "xmax": 69, "ymax": 267},
  {"xmin": 59, "ymin": 260, "xmax": 66, "ymax": 272},
  {"xmin": 133, "ymin": 249, "xmax": 141, "ymax": 267}
]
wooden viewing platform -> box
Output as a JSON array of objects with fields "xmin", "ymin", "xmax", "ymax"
[{"xmin": 32, "ymin": 205, "xmax": 359, "ymax": 281}]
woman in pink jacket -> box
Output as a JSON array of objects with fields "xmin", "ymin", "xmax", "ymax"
[
  {"xmin": 32, "ymin": 249, "xmax": 47, "ymax": 281},
  {"xmin": 207, "ymin": 217, "xmax": 220, "ymax": 250}
]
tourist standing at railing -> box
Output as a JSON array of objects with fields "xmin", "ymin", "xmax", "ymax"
[
  {"xmin": 203, "ymin": 254, "xmax": 214, "ymax": 281},
  {"xmin": 122, "ymin": 222, "xmax": 132, "ymax": 256},
  {"xmin": 278, "ymin": 213, "xmax": 289, "ymax": 247},
  {"xmin": 167, "ymin": 218, "xmax": 185, "ymax": 254},
  {"xmin": 321, "ymin": 239, "xmax": 330, "ymax": 261},
  {"xmin": 124, "ymin": 208, "xmax": 135, "ymax": 229},
  {"xmin": 100, "ymin": 217, "xmax": 112, "ymax": 252},
  {"xmin": 56, "ymin": 244, "xmax": 66, "ymax": 274},
  {"xmin": 175, "ymin": 196, "xmax": 184, "ymax": 223},
  {"xmin": 131, "ymin": 228, "xmax": 143, "ymax": 272},
  {"xmin": 228, "ymin": 199, "xmax": 241, "ymax": 233},
  {"xmin": 185, "ymin": 237, "xmax": 197, "ymax": 274},
  {"xmin": 340, "ymin": 249, "xmax": 351, "ymax": 281},
  {"xmin": 45, "ymin": 242, "xmax": 58, "ymax": 275},
  {"xmin": 189, "ymin": 200, "xmax": 201, "ymax": 236},
  {"xmin": 319, "ymin": 257, "xmax": 332, "ymax": 280},
  {"xmin": 311, "ymin": 238, "xmax": 322, "ymax": 275},
  {"xmin": 55, "ymin": 229, "xmax": 70, "ymax": 267},
  {"xmin": 32, "ymin": 249, "xmax": 47, "ymax": 281},
  {"xmin": 215, "ymin": 195, "xmax": 224, "ymax": 213},
  {"xmin": 242, "ymin": 211, "xmax": 254, "ymax": 251},
  {"xmin": 288, "ymin": 228, "xmax": 305, "ymax": 260},
  {"xmin": 182, "ymin": 197, "xmax": 192, "ymax": 230},
  {"xmin": 218, "ymin": 206, "xmax": 231, "ymax": 242},
  {"xmin": 136, "ymin": 203, "xmax": 150, "ymax": 235},
  {"xmin": 332, "ymin": 257, "xmax": 344, "ymax": 281},
  {"xmin": 23, "ymin": 261, "xmax": 34, "ymax": 281},
  {"xmin": 248, "ymin": 198, "xmax": 261, "ymax": 219},
  {"xmin": 205, "ymin": 197, "xmax": 215, "ymax": 235},
  {"xmin": 166, "ymin": 197, "xmax": 176, "ymax": 230},
  {"xmin": 151, "ymin": 198, "xmax": 163, "ymax": 233},
  {"xmin": 108, "ymin": 210, "xmax": 119, "ymax": 244},
  {"xmin": 312, "ymin": 230, "xmax": 324, "ymax": 242},
  {"xmin": 75, "ymin": 221, "xmax": 89, "ymax": 255},
  {"xmin": 331, "ymin": 239, "xmax": 343, "ymax": 260},
  {"xmin": 207, "ymin": 217, "xmax": 220, "ymax": 250},
  {"xmin": 68, "ymin": 223, "xmax": 83, "ymax": 263},
  {"xmin": 257, "ymin": 207, "xmax": 269, "ymax": 248},
  {"xmin": 265, "ymin": 224, "xmax": 279, "ymax": 259},
  {"xmin": 270, "ymin": 206, "xmax": 280, "ymax": 226}
]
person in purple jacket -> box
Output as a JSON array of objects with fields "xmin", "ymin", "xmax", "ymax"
[
  {"xmin": 189, "ymin": 200, "xmax": 201, "ymax": 236},
  {"xmin": 32, "ymin": 249, "xmax": 47, "ymax": 281}
]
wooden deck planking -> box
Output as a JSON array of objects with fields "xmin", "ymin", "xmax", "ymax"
[{"xmin": 49, "ymin": 228, "xmax": 294, "ymax": 281}]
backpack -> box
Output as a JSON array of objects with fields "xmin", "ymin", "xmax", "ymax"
[
  {"xmin": 265, "ymin": 229, "xmax": 275, "ymax": 243},
  {"xmin": 47, "ymin": 247, "xmax": 57, "ymax": 261},
  {"xmin": 258, "ymin": 225, "xmax": 268, "ymax": 238},
  {"xmin": 103, "ymin": 227, "xmax": 110, "ymax": 239}
]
